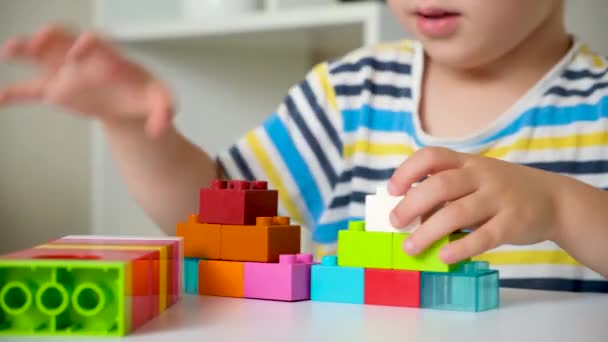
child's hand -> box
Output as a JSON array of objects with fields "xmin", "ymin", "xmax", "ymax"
[
  {"xmin": 387, "ymin": 147, "xmax": 566, "ymax": 264},
  {"xmin": 0, "ymin": 25, "xmax": 173, "ymax": 137}
]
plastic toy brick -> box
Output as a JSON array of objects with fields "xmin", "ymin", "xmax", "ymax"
[
  {"xmin": 220, "ymin": 217, "xmax": 300, "ymax": 263},
  {"xmin": 392, "ymin": 232, "xmax": 469, "ymax": 272},
  {"xmin": 0, "ymin": 259, "xmax": 137, "ymax": 336},
  {"xmin": 36, "ymin": 242, "xmax": 172, "ymax": 313},
  {"xmin": 310, "ymin": 256, "xmax": 364, "ymax": 304},
  {"xmin": 364, "ymin": 268, "xmax": 420, "ymax": 308},
  {"xmin": 176, "ymin": 214, "xmax": 221, "ymax": 259},
  {"xmin": 421, "ymin": 261, "xmax": 499, "ymax": 312},
  {"xmin": 198, "ymin": 260, "xmax": 244, "ymax": 298},
  {"xmin": 51, "ymin": 235, "xmax": 183, "ymax": 307},
  {"xmin": 337, "ymin": 221, "xmax": 393, "ymax": 269},
  {"xmin": 365, "ymin": 186, "xmax": 420, "ymax": 233},
  {"xmin": 3, "ymin": 247, "xmax": 158, "ymax": 331},
  {"xmin": 199, "ymin": 179, "xmax": 278, "ymax": 225},
  {"xmin": 184, "ymin": 258, "xmax": 201, "ymax": 295},
  {"xmin": 244, "ymin": 253, "xmax": 313, "ymax": 302}
]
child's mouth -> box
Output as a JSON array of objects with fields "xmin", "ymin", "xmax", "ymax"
[{"xmin": 414, "ymin": 7, "xmax": 461, "ymax": 37}]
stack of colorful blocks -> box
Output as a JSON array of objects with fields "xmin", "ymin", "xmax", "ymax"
[
  {"xmin": 310, "ymin": 187, "xmax": 500, "ymax": 312},
  {"xmin": 177, "ymin": 179, "xmax": 313, "ymax": 301},
  {"xmin": 0, "ymin": 235, "xmax": 183, "ymax": 336}
]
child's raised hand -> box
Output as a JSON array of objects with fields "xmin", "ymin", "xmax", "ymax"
[
  {"xmin": 387, "ymin": 147, "xmax": 567, "ymax": 264},
  {"xmin": 0, "ymin": 25, "xmax": 173, "ymax": 137}
]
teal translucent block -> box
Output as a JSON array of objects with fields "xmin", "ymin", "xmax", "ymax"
[
  {"xmin": 421, "ymin": 261, "xmax": 499, "ymax": 312},
  {"xmin": 183, "ymin": 258, "xmax": 200, "ymax": 295},
  {"xmin": 311, "ymin": 256, "xmax": 364, "ymax": 304}
]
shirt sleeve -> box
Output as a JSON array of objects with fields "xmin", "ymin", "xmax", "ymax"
[{"xmin": 216, "ymin": 63, "xmax": 344, "ymax": 231}]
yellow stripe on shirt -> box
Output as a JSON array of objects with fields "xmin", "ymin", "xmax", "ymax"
[
  {"xmin": 245, "ymin": 131, "xmax": 305, "ymax": 225},
  {"xmin": 474, "ymin": 250, "xmax": 580, "ymax": 266},
  {"xmin": 314, "ymin": 63, "xmax": 339, "ymax": 115},
  {"xmin": 483, "ymin": 132, "xmax": 608, "ymax": 159},
  {"xmin": 343, "ymin": 141, "xmax": 416, "ymax": 158}
]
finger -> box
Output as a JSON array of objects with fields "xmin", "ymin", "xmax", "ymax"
[
  {"xmin": 26, "ymin": 25, "xmax": 73, "ymax": 64},
  {"xmin": 401, "ymin": 192, "xmax": 495, "ymax": 256},
  {"xmin": 145, "ymin": 82, "xmax": 174, "ymax": 138},
  {"xmin": 1, "ymin": 36, "xmax": 27, "ymax": 60},
  {"xmin": 66, "ymin": 32, "xmax": 109, "ymax": 62},
  {"xmin": 388, "ymin": 147, "xmax": 464, "ymax": 196},
  {"xmin": 0, "ymin": 79, "xmax": 45, "ymax": 106},
  {"xmin": 390, "ymin": 168, "xmax": 478, "ymax": 229},
  {"xmin": 438, "ymin": 213, "xmax": 509, "ymax": 264}
]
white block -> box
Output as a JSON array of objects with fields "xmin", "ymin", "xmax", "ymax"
[{"xmin": 364, "ymin": 186, "xmax": 421, "ymax": 233}]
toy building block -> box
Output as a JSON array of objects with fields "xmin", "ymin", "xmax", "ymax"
[
  {"xmin": 4, "ymin": 246, "xmax": 160, "ymax": 332},
  {"xmin": 199, "ymin": 179, "xmax": 278, "ymax": 225},
  {"xmin": 176, "ymin": 214, "xmax": 221, "ymax": 259},
  {"xmin": 220, "ymin": 217, "xmax": 300, "ymax": 263},
  {"xmin": 198, "ymin": 260, "xmax": 244, "ymax": 298},
  {"xmin": 0, "ymin": 258, "xmax": 144, "ymax": 336},
  {"xmin": 364, "ymin": 269, "xmax": 420, "ymax": 308},
  {"xmin": 392, "ymin": 232, "xmax": 469, "ymax": 272},
  {"xmin": 50, "ymin": 235, "xmax": 183, "ymax": 308},
  {"xmin": 184, "ymin": 258, "xmax": 201, "ymax": 295},
  {"xmin": 311, "ymin": 256, "xmax": 364, "ymax": 304},
  {"xmin": 337, "ymin": 221, "xmax": 392, "ymax": 269},
  {"xmin": 36, "ymin": 242, "xmax": 172, "ymax": 313},
  {"xmin": 244, "ymin": 253, "xmax": 313, "ymax": 302},
  {"xmin": 365, "ymin": 186, "xmax": 420, "ymax": 233},
  {"xmin": 421, "ymin": 261, "xmax": 499, "ymax": 312}
]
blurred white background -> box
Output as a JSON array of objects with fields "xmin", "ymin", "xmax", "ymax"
[{"xmin": 0, "ymin": 0, "xmax": 606, "ymax": 253}]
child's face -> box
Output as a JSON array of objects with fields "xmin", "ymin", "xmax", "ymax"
[{"xmin": 388, "ymin": 0, "xmax": 564, "ymax": 68}]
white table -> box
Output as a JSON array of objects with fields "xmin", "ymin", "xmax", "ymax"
[{"xmin": 5, "ymin": 289, "xmax": 608, "ymax": 341}]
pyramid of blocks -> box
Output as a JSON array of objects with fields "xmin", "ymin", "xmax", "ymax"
[
  {"xmin": 0, "ymin": 236, "xmax": 183, "ymax": 336},
  {"xmin": 310, "ymin": 187, "xmax": 500, "ymax": 312},
  {"xmin": 177, "ymin": 179, "xmax": 313, "ymax": 301}
]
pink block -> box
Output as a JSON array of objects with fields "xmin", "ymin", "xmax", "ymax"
[{"xmin": 244, "ymin": 253, "xmax": 313, "ymax": 302}]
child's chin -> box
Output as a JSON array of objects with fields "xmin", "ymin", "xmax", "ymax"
[{"xmin": 421, "ymin": 40, "xmax": 489, "ymax": 70}]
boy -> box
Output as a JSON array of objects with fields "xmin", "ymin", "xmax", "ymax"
[{"xmin": 1, "ymin": 0, "xmax": 607, "ymax": 291}]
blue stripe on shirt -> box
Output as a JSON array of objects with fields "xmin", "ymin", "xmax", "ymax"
[
  {"xmin": 263, "ymin": 114, "xmax": 325, "ymax": 222},
  {"xmin": 300, "ymin": 80, "xmax": 343, "ymax": 157},
  {"xmin": 342, "ymin": 105, "xmax": 416, "ymax": 133},
  {"xmin": 335, "ymin": 81, "xmax": 412, "ymax": 98},
  {"xmin": 480, "ymin": 96, "xmax": 608, "ymax": 144},
  {"xmin": 342, "ymin": 98, "xmax": 608, "ymax": 149},
  {"xmin": 501, "ymin": 278, "xmax": 608, "ymax": 293},
  {"xmin": 525, "ymin": 160, "xmax": 608, "ymax": 175},
  {"xmin": 330, "ymin": 57, "xmax": 412, "ymax": 75}
]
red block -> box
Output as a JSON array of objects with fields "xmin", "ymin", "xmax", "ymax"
[
  {"xmin": 364, "ymin": 269, "xmax": 420, "ymax": 308},
  {"xmin": 199, "ymin": 179, "xmax": 278, "ymax": 225}
]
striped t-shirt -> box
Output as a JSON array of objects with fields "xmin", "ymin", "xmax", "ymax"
[{"xmin": 218, "ymin": 38, "xmax": 608, "ymax": 292}]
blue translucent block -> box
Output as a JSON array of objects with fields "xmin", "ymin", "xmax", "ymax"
[
  {"xmin": 311, "ymin": 256, "xmax": 364, "ymax": 304},
  {"xmin": 421, "ymin": 261, "xmax": 499, "ymax": 312},
  {"xmin": 183, "ymin": 258, "xmax": 201, "ymax": 294}
]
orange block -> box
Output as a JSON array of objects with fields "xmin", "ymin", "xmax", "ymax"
[
  {"xmin": 177, "ymin": 214, "xmax": 221, "ymax": 259},
  {"xmin": 220, "ymin": 217, "xmax": 300, "ymax": 262},
  {"xmin": 198, "ymin": 260, "xmax": 244, "ymax": 297}
]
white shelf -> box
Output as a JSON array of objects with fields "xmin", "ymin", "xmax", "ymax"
[{"xmin": 98, "ymin": 2, "xmax": 383, "ymax": 43}]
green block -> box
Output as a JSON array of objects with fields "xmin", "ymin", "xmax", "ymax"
[
  {"xmin": 337, "ymin": 221, "xmax": 393, "ymax": 269},
  {"xmin": 393, "ymin": 232, "xmax": 469, "ymax": 272},
  {"xmin": 0, "ymin": 260, "xmax": 128, "ymax": 337}
]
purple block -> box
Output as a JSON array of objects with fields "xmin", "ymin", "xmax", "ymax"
[{"xmin": 244, "ymin": 253, "xmax": 313, "ymax": 301}]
